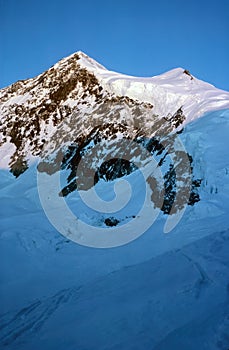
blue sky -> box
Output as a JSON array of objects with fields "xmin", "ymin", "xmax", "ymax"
[{"xmin": 0, "ymin": 0, "xmax": 228, "ymax": 90}]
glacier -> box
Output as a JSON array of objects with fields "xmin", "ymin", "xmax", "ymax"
[{"xmin": 1, "ymin": 108, "xmax": 229, "ymax": 349}]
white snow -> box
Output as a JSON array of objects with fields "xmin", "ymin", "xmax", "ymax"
[
  {"xmin": 98, "ymin": 69, "xmax": 229, "ymax": 124},
  {"xmin": 0, "ymin": 141, "xmax": 16, "ymax": 168},
  {"xmin": 2, "ymin": 92, "xmax": 32, "ymax": 107},
  {"xmin": 66, "ymin": 52, "xmax": 229, "ymax": 124}
]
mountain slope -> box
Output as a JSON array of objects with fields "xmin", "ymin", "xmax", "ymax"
[
  {"xmin": 1, "ymin": 51, "xmax": 228, "ymax": 220},
  {"xmin": 0, "ymin": 52, "xmax": 229, "ymax": 349},
  {"xmin": 1, "ymin": 51, "xmax": 229, "ymax": 173}
]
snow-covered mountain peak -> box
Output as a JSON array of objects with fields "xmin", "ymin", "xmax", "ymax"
[
  {"xmin": 1, "ymin": 52, "xmax": 229, "ymax": 349},
  {"xmin": 53, "ymin": 50, "xmax": 108, "ymax": 74},
  {"xmin": 1, "ymin": 51, "xmax": 229, "ymax": 180}
]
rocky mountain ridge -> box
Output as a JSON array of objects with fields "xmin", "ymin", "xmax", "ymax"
[{"xmin": 1, "ymin": 51, "xmax": 229, "ymax": 216}]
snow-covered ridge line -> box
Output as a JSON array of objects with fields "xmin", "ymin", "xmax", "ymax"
[
  {"xmin": 69, "ymin": 51, "xmax": 229, "ymax": 123},
  {"xmin": 1, "ymin": 50, "xmax": 229, "ymax": 122},
  {"xmin": 0, "ymin": 50, "xmax": 229, "ymax": 172}
]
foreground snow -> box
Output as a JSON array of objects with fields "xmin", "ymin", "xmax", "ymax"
[{"xmin": 0, "ymin": 109, "xmax": 229, "ymax": 349}]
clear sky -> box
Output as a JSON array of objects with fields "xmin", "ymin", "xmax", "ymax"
[{"xmin": 0, "ymin": 0, "xmax": 228, "ymax": 91}]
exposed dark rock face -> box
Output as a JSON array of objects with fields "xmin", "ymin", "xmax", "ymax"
[
  {"xmin": 183, "ymin": 69, "xmax": 194, "ymax": 80},
  {"xmin": 104, "ymin": 217, "xmax": 120, "ymax": 227}
]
